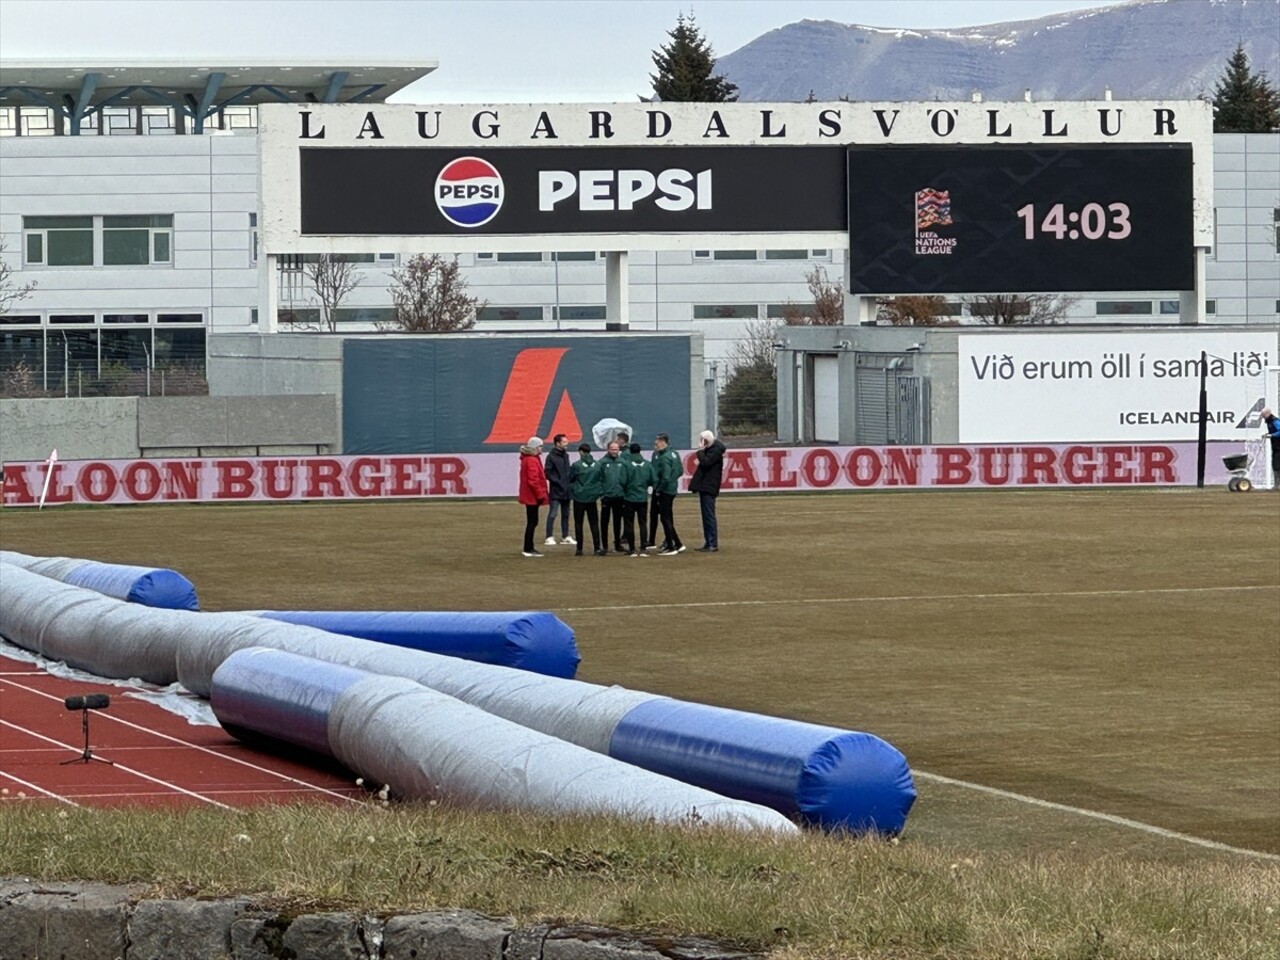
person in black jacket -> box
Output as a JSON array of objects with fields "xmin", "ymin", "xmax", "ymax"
[
  {"xmin": 688, "ymin": 429, "xmax": 725, "ymax": 552},
  {"xmin": 542, "ymin": 434, "xmax": 575, "ymax": 546}
]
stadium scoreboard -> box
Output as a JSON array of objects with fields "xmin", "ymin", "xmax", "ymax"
[{"xmin": 846, "ymin": 145, "xmax": 1195, "ymax": 294}]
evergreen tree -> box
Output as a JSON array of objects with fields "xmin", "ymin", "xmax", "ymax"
[
  {"xmin": 1212, "ymin": 43, "xmax": 1280, "ymax": 133},
  {"xmin": 650, "ymin": 14, "xmax": 738, "ymax": 102}
]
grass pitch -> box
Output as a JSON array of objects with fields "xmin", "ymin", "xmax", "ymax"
[{"xmin": 2, "ymin": 487, "xmax": 1278, "ymax": 957}]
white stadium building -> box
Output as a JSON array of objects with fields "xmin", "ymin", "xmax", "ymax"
[{"xmin": 0, "ymin": 60, "xmax": 1277, "ymax": 395}]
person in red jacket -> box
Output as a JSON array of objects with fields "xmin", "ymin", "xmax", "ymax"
[{"xmin": 518, "ymin": 437, "xmax": 550, "ymax": 557}]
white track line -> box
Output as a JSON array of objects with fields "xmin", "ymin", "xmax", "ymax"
[
  {"xmin": 0, "ymin": 678, "xmax": 359, "ymax": 804},
  {"xmin": 0, "ymin": 718, "xmax": 233, "ymax": 810},
  {"xmin": 914, "ymin": 770, "xmax": 1280, "ymax": 861},
  {"xmin": 561, "ymin": 583, "xmax": 1278, "ymax": 613},
  {"xmin": 0, "ymin": 769, "xmax": 82, "ymax": 807}
]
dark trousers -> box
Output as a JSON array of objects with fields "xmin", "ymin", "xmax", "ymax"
[
  {"xmin": 647, "ymin": 493, "xmax": 661, "ymax": 547},
  {"xmin": 698, "ymin": 492, "xmax": 718, "ymax": 548},
  {"xmin": 601, "ymin": 497, "xmax": 625, "ymax": 552},
  {"xmin": 545, "ymin": 498, "xmax": 570, "ymax": 538},
  {"xmin": 623, "ymin": 501, "xmax": 643, "ymax": 553},
  {"xmin": 572, "ymin": 500, "xmax": 600, "ymax": 552},
  {"xmin": 522, "ymin": 504, "xmax": 540, "ymax": 552},
  {"xmin": 655, "ymin": 491, "xmax": 681, "ymax": 549}
]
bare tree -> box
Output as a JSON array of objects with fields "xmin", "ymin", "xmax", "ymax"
[
  {"xmin": 780, "ymin": 266, "xmax": 844, "ymax": 326},
  {"xmin": 0, "ymin": 238, "xmax": 37, "ymax": 317},
  {"xmin": 305, "ymin": 254, "xmax": 363, "ymax": 332},
  {"xmin": 383, "ymin": 254, "xmax": 483, "ymax": 333},
  {"xmin": 875, "ymin": 295, "xmax": 957, "ymax": 326},
  {"xmin": 720, "ymin": 319, "xmax": 779, "ymax": 435},
  {"xmin": 1, "ymin": 358, "xmax": 48, "ymax": 398},
  {"xmin": 964, "ymin": 293, "xmax": 1077, "ymax": 325}
]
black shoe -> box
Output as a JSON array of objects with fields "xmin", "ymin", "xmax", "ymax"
[
  {"xmin": 594, "ymin": 549, "xmax": 607, "ymax": 556},
  {"xmin": 574, "ymin": 549, "xmax": 584, "ymax": 556},
  {"xmin": 695, "ymin": 545, "xmax": 717, "ymax": 553},
  {"xmin": 614, "ymin": 541, "xmax": 624, "ymax": 553}
]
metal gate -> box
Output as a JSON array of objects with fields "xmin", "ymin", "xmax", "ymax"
[{"xmin": 854, "ymin": 353, "xmax": 930, "ymax": 444}]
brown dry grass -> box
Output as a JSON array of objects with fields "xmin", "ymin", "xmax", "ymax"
[{"xmin": 2, "ymin": 487, "xmax": 1278, "ymax": 958}]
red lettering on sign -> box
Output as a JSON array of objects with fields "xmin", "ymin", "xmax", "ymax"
[
  {"xmin": 305, "ymin": 459, "xmax": 344, "ymax": 498},
  {"xmin": 935, "ymin": 448, "xmax": 972, "ymax": 485},
  {"xmin": 387, "ymin": 457, "xmax": 422, "ymax": 497},
  {"xmin": 1062, "ymin": 446, "xmax": 1097, "ymax": 484},
  {"xmin": 1018, "ymin": 447, "xmax": 1059, "ymax": 485},
  {"xmin": 2, "ymin": 465, "xmax": 35, "ymax": 505},
  {"xmin": 348, "ymin": 458, "xmax": 384, "ymax": 497},
  {"xmin": 261, "ymin": 459, "xmax": 299, "ymax": 499},
  {"xmin": 215, "ymin": 460, "xmax": 256, "ymax": 499},
  {"xmin": 162, "ymin": 461, "xmax": 201, "ymax": 500},
  {"xmin": 763, "ymin": 450, "xmax": 798, "ymax": 488},
  {"xmin": 428, "ymin": 456, "xmax": 468, "ymax": 495},
  {"xmin": 1099, "ymin": 447, "xmax": 1135, "ymax": 484},
  {"xmin": 1137, "ymin": 445, "xmax": 1176, "ymax": 484},
  {"xmin": 77, "ymin": 462, "xmax": 118, "ymax": 503},
  {"xmin": 801, "ymin": 449, "xmax": 840, "ymax": 487},
  {"xmin": 122, "ymin": 461, "xmax": 162, "ymax": 501},
  {"xmin": 722, "ymin": 451, "xmax": 760, "ymax": 489},
  {"xmin": 978, "ymin": 447, "xmax": 1015, "ymax": 486},
  {"xmin": 845, "ymin": 448, "xmax": 883, "ymax": 487},
  {"xmin": 885, "ymin": 447, "xmax": 921, "ymax": 486}
]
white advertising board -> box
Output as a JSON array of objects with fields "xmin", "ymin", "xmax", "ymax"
[{"xmin": 959, "ymin": 332, "xmax": 1277, "ymax": 443}]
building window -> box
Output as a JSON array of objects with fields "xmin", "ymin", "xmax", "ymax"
[
  {"xmin": 551, "ymin": 251, "xmax": 598, "ymax": 261},
  {"xmin": 0, "ymin": 314, "xmax": 39, "ymax": 326},
  {"xmin": 764, "ymin": 249, "xmax": 808, "ymax": 260},
  {"xmin": 104, "ymin": 313, "xmax": 148, "ymax": 324},
  {"xmin": 554, "ymin": 305, "xmax": 607, "ymax": 321},
  {"xmin": 693, "ymin": 304, "xmax": 759, "ymax": 319},
  {"xmin": 157, "ymin": 313, "xmax": 202, "ymax": 324},
  {"xmin": 712, "ymin": 250, "xmax": 756, "ymax": 260},
  {"xmin": 333, "ymin": 307, "xmax": 396, "ymax": 324},
  {"xmin": 810, "ymin": 249, "xmax": 830, "ymax": 258},
  {"xmin": 1159, "ymin": 300, "xmax": 1180, "ymax": 315},
  {"xmin": 24, "ymin": 216, "xmax": 93, "ymax": 266},
  {"xmin": 103, "ymin": 215, "xmax": 173, "ymax": 265},
  {"xmin": 249, "ymin": 213, "xmax": 258, "ymax": 264},
  {"xmin": 1095, "ymin": 301, "xmax": 1153, "ymax": 316},
  {"xmin": 1205, "ymin": 300, "xmax": 1216, "ymax": 315},
  {"xmin": 496, "ymin": 252, "xmax": 543, "ymax": 262},
  {"xmin": 49, "ymin": 314, "xmax": 94, "ymax": 324},
  {"xmin": 1274, "ymin": 208, "xmax": 1279, "ymax": 254},
  {"xmin": 476, "ymin": 306, "xmax": 545, "ymax": 322},
  {"xmin": 475, "ymin": 252, "xmax": 495, "ymax": 261}
]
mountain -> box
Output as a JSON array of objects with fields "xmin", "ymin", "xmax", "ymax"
[{"xmin": 714, "ymin": 0, "xmax": 1280, "ymax": 102}]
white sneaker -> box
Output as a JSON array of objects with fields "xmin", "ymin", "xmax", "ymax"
[
  {"xmin": 544, "ymin": 537, "xmax": 557, "ymax": 546},
  {"xmin": 522, "ymin": 550, "xmax": 544, "ymax": 558},
  {"xmin": 563, "ymin": 536, "xmax": 577, "ymax": 545}
]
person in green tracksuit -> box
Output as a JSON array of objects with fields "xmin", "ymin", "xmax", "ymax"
[
  {"xmin": 650, "ymin": 433, "xmax": 685, "ymax": 554},
  {"xmin": 622, "ymin": 442, "xmax": 654, "ymax": 557},
  {"xmin": 596, "ymin": 441, "xmax": 630, "ymax": 557},
  {"xmin": 569, "ymin": 443, "xmax": 604, "ymax": 556}
]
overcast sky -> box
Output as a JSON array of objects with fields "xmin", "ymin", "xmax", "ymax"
[{"xmin": 0, "ymin": 0, "xmax": 1121, "ymax": 102}]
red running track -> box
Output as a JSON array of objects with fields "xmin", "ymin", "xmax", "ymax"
[{"xmin": 0, "ymin": 650, "xmax": 366, "ymax": 809}]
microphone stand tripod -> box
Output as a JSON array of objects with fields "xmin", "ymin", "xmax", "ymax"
[{"xmin": 61, "ymin": 706, "xmax": 114, "ymax": 766}]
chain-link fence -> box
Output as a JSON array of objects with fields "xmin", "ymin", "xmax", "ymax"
[{"xmin": 0, "ymin": 327, "xmax": 207, "ymax": 398}]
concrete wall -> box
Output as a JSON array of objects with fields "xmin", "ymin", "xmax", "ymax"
[
  {"xmin": 1, "ymin": 394, "xmax": 337, "ymax": 463},
  {"xmin": 0, "ymin": 397, "xmax": 138, "ymax": 463}
]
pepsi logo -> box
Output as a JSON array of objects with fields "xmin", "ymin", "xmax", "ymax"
[{"xmin": 435, "ymin": 156, "xmax": 503, "ymax": 228}]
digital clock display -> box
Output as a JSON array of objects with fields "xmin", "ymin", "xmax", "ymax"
[{"xmin": 847, "ymin": 145, "xmax": 1194, "ymax": 294}]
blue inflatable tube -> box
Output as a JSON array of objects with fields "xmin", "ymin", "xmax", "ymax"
[
  {"xmin": 609, "ymin": 699, "xmax": 916, "ymax": 834},
  {"xmin": 253, "ymin": 611, "xmax": 580, "ymax": 678},
  {"xmin": 210, "ymin": 647, "xmax": 367, "ymax": 757},
  {"xmin": 62, "ymin": 561, "xmax": 200, "ymax": 611}
]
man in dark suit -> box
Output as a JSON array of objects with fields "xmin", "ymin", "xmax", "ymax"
[{"xmin": 688, "ymin": 429, "xmax": 725, "ymax": 552}]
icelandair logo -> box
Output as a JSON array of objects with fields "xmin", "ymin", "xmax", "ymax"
[{"xmin": 484, "ymin": 348, "xmax": 583, "ymax": 444}]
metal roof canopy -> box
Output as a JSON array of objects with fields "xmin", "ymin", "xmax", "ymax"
[{"xmin": 0, "ymin": 59, "xmax": 438, "ymax": 133}]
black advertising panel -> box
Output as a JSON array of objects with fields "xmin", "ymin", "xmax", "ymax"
[
  {"xmin": 847, "ymin": 145, "xmax": 1195, "ymax": 293},
  {"xmin": 300, "ymin": 147, "xmax": 846, "ymax": 235},
  {"xmin": 342, "ymin": 337, "xmax": 692, "ymax": 453}
]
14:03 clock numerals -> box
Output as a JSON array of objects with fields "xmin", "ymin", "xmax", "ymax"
[{"xmin": 1017, "ymin": 202, "xmax": 1132, "ymax": 241}]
